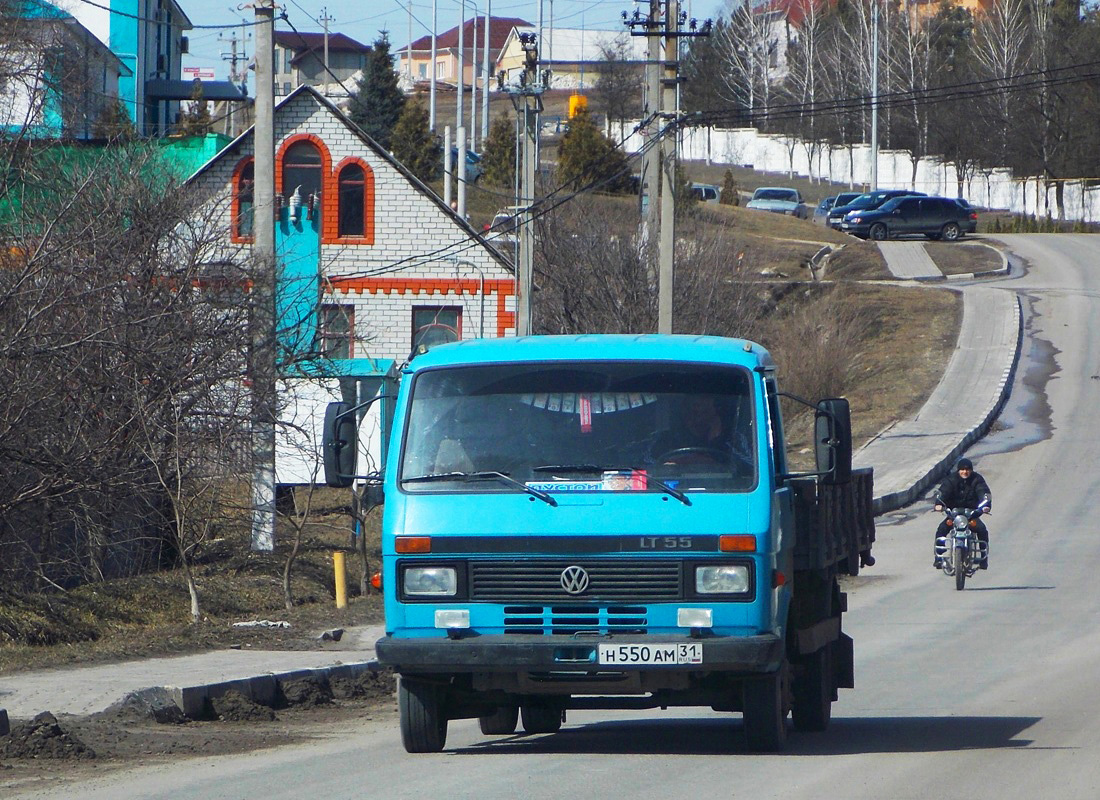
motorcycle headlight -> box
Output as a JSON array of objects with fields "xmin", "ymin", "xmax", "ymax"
[
  {"xmin": 403, "ymin": 566, "xmax": 457, "ymax": 596},
  {"xmin": 695, "ymin": 565, "xmax": 750, "ymax": 594},
  {"xmin": 954, "ymin": 514, "xmax": 968, "ymax": 528}
]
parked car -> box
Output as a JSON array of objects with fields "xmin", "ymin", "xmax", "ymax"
[
  {"xmin": 839, "ymin": 196, "xmax": 978, "ymax": 241},
  {"xmin": 689, "ymin": 182, "xmax": 720, "ymax": 203},
  {"xmin": 483, "ymin": 206, "xmax": 523, "ymax": 252},
  {"xmin": 449, "ymin": 148, "xmax": 483, "ymax": 183},
  {"xmin": 746, "ymin": 187, "xmax": 810, "ymax": 218},
  {"xmin": 812, "ymin": 192, "xmax": 860, "ymax": 225},
  {"xmin": 826, "ymin": 189, "xmax": 925, "ymax": 229}
]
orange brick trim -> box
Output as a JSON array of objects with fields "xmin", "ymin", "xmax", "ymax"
[
  {"xmin": 332, "ymin": 157, "xmax": 376, "ymax": 245},
  {"xmin": 230, "ymin": 156, "xmax": 254, "ymax": 244},
  {"xmin": 275, "ymin": 134, "xmax": 336, "ymax": 241},
  {"xmin": 327, "ymin": 276, "xmax": 517, "ymax": 338}
]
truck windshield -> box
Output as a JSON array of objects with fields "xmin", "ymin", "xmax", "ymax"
[{"xmin": 400, "ymin": 362, "xmax": 757, "ymax": 494}]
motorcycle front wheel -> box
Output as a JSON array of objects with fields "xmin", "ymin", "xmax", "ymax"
[{"xmin": 954, "ymin": 545, "xmax": 967, "ymax": 590}]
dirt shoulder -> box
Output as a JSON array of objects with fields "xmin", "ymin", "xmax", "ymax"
[
  {"xmin": 925, "ymin": 239, "xmax": 1005, "ymax": 276},
  {"xmin": 0, "ymin": 674, "xmax": 398, "ymax": 795}
]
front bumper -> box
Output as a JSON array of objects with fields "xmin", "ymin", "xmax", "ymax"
[{"xmin": 375, "ymin": 633, "xmax": 784, "ymax": 675}]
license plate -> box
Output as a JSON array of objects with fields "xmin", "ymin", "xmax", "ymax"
[
  {"xmin": 597, "ymin": 642, "xmax": 703, "ymax": 666},
  {"xmin": 840, "ymin": 222, "xmax": 851, "ymax": 229}
]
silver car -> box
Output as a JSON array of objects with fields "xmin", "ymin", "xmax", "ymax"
[{"xmin": 746, "ymin": 187, "xmax": 810, "ymax": 218}]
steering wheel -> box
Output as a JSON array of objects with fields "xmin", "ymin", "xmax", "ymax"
[{"xmin": 658, "ymin": 447, "xmax": 730, "ymax": 465}]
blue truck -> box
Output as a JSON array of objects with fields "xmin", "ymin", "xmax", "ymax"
[{"xmin": 323, "ymin": 334, "xmax": 875, "ymax": 752}]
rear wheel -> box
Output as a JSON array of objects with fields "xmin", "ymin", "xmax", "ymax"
[
  {"xmin": 792, "ymin": 645, "xmax": 833, "ymax": 732},
  {"xmin": 743, "ymin": 668, "xmax": 788, "ymax": 751},
  {"xmin": 869, "ymin": 223, "xmax": 888, "ymax": 241},
  {"xmin": 478, "ymin": 705, "xmax": 519, "ymax": 735},
  {"xmin": 955, "ymin": 545, "xmax": 968, "ymax": 591},
  {"xmin": 942, "ymin": 222, "xmax": 962, "ymax": 241},
  {"xmin": 521, "ymin": 703, "xmax": 563, "ymax": 734},
  {"xmin": 399, "ymin": 678, "xmax": 448, "ymax": 753}
]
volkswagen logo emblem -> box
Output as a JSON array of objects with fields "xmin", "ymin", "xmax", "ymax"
[{"xmin": 560, "ymin": 565, "xmax": 590, "ymax": 595}]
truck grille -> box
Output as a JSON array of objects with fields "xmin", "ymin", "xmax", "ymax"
[
  {"xmin": 502, "ymin": 605, "xmax": 648, "ymax": 635},
  {"xmin": 469, "ymin": 559, "xmax": 682, "ymax": 603}
]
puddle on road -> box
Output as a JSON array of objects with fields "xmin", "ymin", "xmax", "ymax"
[{"xmin": 969, "ymin": 293, "xmax": 1057, "ymax": 459}]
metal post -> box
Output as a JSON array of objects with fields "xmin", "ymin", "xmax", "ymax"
[
  {"xmin": 457, "ymin": 125, "xmax": 467, "ymax": 219},
  {"xmin": 443, "ymin": 125, "xmax": 452, "ymax": 207},
  {"xmin": 870, "ymin": 0, "xmax": 879, "ymax": 191},
  {"xmin": 250, "ymin": 0, "xmax": 277, "ymax": 552},
  {"xmin": 481, "ymin": 0, "xmax": 490, "ymax": 149},
  {"xmin": 320, "ymin": 8, "xmax": 333, "ymax": 94},
  {"xmin": 658, "ymin": 0, "xmax": 679, "ymax": 334},
  {"xmin": 430, "ymin": 0, "xmax": 438, "ymax": 130},
  {"xmin": 457, "ymin": 0, "xmax": 464, "ymax": 136},
  {"xmin": 470, "ymin": 11, "xmax": 478, "ymax": 149}
]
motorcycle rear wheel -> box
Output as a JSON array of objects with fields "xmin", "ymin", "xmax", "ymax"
[{"xmin": 954, "ymin": 545, "xmax": 967, "ymax": 590}]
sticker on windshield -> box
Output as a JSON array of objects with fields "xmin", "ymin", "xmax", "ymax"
[{"xmin": 602, "ymin": 470, "xmax": 648, "ymax": 490}]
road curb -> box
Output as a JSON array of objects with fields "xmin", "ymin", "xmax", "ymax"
[
  {"xmin": 867, "ymin": 292, "xmax": 1023, "ymax": 515},
  {"xmin": 160, "ymin": 659, "xmax": 383, "ymax": 719},
  {"xmin": 907, "ymin": 241, "xmax": 1011, "ymax": 283}
]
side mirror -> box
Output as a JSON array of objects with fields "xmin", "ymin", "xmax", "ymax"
[
  {"xmin": 815, "ymin": 397, "xmax": 852, "ymax": 485},
  {"xmin": 322, "ymin": 401, "xmax": 356, "ymax": 488}
]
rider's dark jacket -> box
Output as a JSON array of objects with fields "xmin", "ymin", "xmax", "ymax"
[{"xmin": 935, "ymin": 470, "xmax": 992, "ymax": 510}]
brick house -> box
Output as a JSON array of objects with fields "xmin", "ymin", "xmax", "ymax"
[{"xmin": 185, "ymin": 85, "xmax": 515, "ymax": 482}]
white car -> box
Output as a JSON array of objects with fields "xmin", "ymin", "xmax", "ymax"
[{"xmin": 746, "ymin": 187, "xmax": 810, "ymax": 218}]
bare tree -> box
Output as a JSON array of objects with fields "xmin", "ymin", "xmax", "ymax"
[{"xmin": 594, "ymin": 37, "xmax": 644, "ymax": 141}]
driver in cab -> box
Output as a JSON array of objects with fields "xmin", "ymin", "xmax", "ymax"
[{"xmin": 652, "ymin": 395, "xmax": 751, "ymax": 470}]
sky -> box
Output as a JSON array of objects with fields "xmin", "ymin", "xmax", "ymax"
[{"xmin": 177, "ymin": 0, "xmax": 726, "ymax": 83}]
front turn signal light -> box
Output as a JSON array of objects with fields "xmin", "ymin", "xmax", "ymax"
[
  {"xmin": 370, "ymin": 571, "xmax": 382, "ymax": 590},
  {"xmin": 719, "ymin": 534, "xmax": 756, "ymax": 552},
  {"xmin": 395, "ymin": 536, "xmax": 431, "ymax": 554}
]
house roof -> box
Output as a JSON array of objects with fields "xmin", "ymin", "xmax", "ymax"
[
  {"xmin": 274, "ymin": 30, "xmax": 371, "ymax": 54},
  {"xmin": 508, "ymin": 26, "xmax": 648, "ymax": 63},
  {"xmin": 406, "ymin": 16, "xmax": 531, "ymax": 54},
  {"xmin": 183, "ymin": 85, "xmax": 512, "ymax": 274}
]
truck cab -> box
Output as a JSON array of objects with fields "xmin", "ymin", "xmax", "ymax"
[{"xmin": 324, "ymin": 334, "xmax": 874, "ymax": 752}]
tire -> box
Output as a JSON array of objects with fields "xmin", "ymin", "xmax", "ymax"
[
  {"xmin": 941, "ymin": 222, "xmax": 962, "ymax": 241},
  {"xmin": 399, "ymin": 678, "xmax": 448, "ymax": 753},
  {"xmin": 521, "ymin": 703, "xmax": 562, "ymax": 734},
  {"xmin": 478, "ymin": 705, "xmax": 519, "ymax": 735},
  {"xmin": 792, "ymin": 645, "xmax": 833, "ymax": 732},
  {"xmin": 869, "ymin": 223, "xmax": 888, "ymax": 241},
  {"xmin": 955, "ymin": 545, "xmax": 967, "ymax": 591},
  {"xmin": 743, "ymin": 669, "xmax": 788, "ymax": 752}
]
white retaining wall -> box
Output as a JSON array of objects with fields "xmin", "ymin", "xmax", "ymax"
[{"xmin": 646, "ymin": 123, "xmax": 1099, "ymax": 222}]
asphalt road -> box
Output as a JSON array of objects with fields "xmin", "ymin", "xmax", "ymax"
[{"xmin": 12, "ymin": 233, "xmax": 1100, "ymax": 800}]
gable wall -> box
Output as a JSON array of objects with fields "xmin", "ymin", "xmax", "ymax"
[{"xmin": 191, "ymin": 91, "xmax": 515, "ymax": 365}]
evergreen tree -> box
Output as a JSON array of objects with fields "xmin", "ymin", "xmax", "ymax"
[
  {"xmin": 176, "ymin": 83, "xmax": 212, "ymax": 137},
  {"xmin": 349, "ymin": 32, "xmax": 406, "ymax": 150},
  {"xmin": 556, "ymin": 109, "xmax": 631, "ymax": 194},
  {"xmin": 390, "ymin": 97, "xmax": 441, "ymax": 183},
  {"xmin": 92, "ymin": 98, "xmax": 136, "ymax": 142},
  {"xmin": 720, "ymin": 169, "xmax": 740, "ymax": 206},
  {"xmin": 481, "ymin": 113, "xmax": 516, "ymax": 187}
]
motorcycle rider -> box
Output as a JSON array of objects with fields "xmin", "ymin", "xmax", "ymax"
[{"xmin": 933, "ymin": 457, "xmax": 992, "ymax": 569}]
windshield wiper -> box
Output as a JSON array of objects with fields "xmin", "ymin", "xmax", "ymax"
[
  {"xmin": 532, "ymin": 464, "xmax": 691, "ymax": 506},
  {"xmin": 401, "ymin": 471, "xmax": 557, "ymax": 506}
]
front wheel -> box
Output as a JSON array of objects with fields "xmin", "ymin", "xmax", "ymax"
[
  {"xmin": 870, "ymin": 222, "xmax": 889, "ymax": 241},
  {"xmin": 521, "ymin": 703, "xmax": 563, "ymax": 734},
  {"xmin": 399, "ymin": 678, "xmax": 448, "ymax": 753},
  {"xmin": 743, "ymin": 668, "xmax": 788, "ymax": 751},
  {"xmin": 955, "ymin": 545, "xmax": 967, "ymax": 591}
]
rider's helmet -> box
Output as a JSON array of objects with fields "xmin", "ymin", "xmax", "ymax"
[{"xmin": 955, "ymin": 458, "xmax": 973, "ymax": 472}]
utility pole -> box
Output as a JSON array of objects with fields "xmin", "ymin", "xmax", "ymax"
[
  {"xmin": 219, "ymin": 29, "xmax": 240, "ymax": 136},
  {"xmin": 658, "ymin": 0, "xmax": 680, "ymax": 334},
  {"xmin": 870, "ymin": 0, "xmax": 879, "ymax": 191},
  {"xmin": 502, "ymin": 32, "xmax": 543, "ymax": 336},
  {"xmin": 626, "ymin": 2, "xmax": 711, "ymax": 334},
  {"xmin": 320, "ymin": 7, "xmax": 334, "ymax": 94},
  {"xmin": 250, "ymin": 0, "xmax": 277, "ymax": 552},
  {"xmin": 430, "ymin": 0, "xmax": 438, "ymax": 130},
  {"xmin": 481, "ymin": 0, "xmax": 490, "ymax": 149},
  {"xmin": 457, "ymin": 0, "xmax": 464, "ymax": 138}
]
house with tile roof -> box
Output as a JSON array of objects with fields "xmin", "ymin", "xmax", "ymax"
[
  {"xmin": 399, "ymin": 16, "xmax": 531, "ymax": 89},
  {"xmin": 273, "ymin": 30, "xmax": 372, "ymax": 97},
  {"xmin": 184, "ymin": 84, "xmax": 515, "ymax": 483},
  {"xmin": 497, "ymin": 27, "xmax": 647, "ymax": 90}
]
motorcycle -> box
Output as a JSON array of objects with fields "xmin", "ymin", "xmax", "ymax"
[{"xmin": 934, "ymin": 507, "xmax": 989, "ymax": 590}]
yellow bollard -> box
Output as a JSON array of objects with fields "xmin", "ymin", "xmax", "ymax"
[{"xmin": 333, "ymin": 551, "xmax": 348, "ymax": 609}]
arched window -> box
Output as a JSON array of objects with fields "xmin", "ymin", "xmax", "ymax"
[
  {"xmin": 338, "ymin": 163, "xmax": 366, "ymax": 237},
  {"xmin": 233, "ymin": 159, "xmax": 254, "ymax": 241},
  {"xmin": 281, "ymin": 140, "xmax": 322, "ymax": 204}
]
